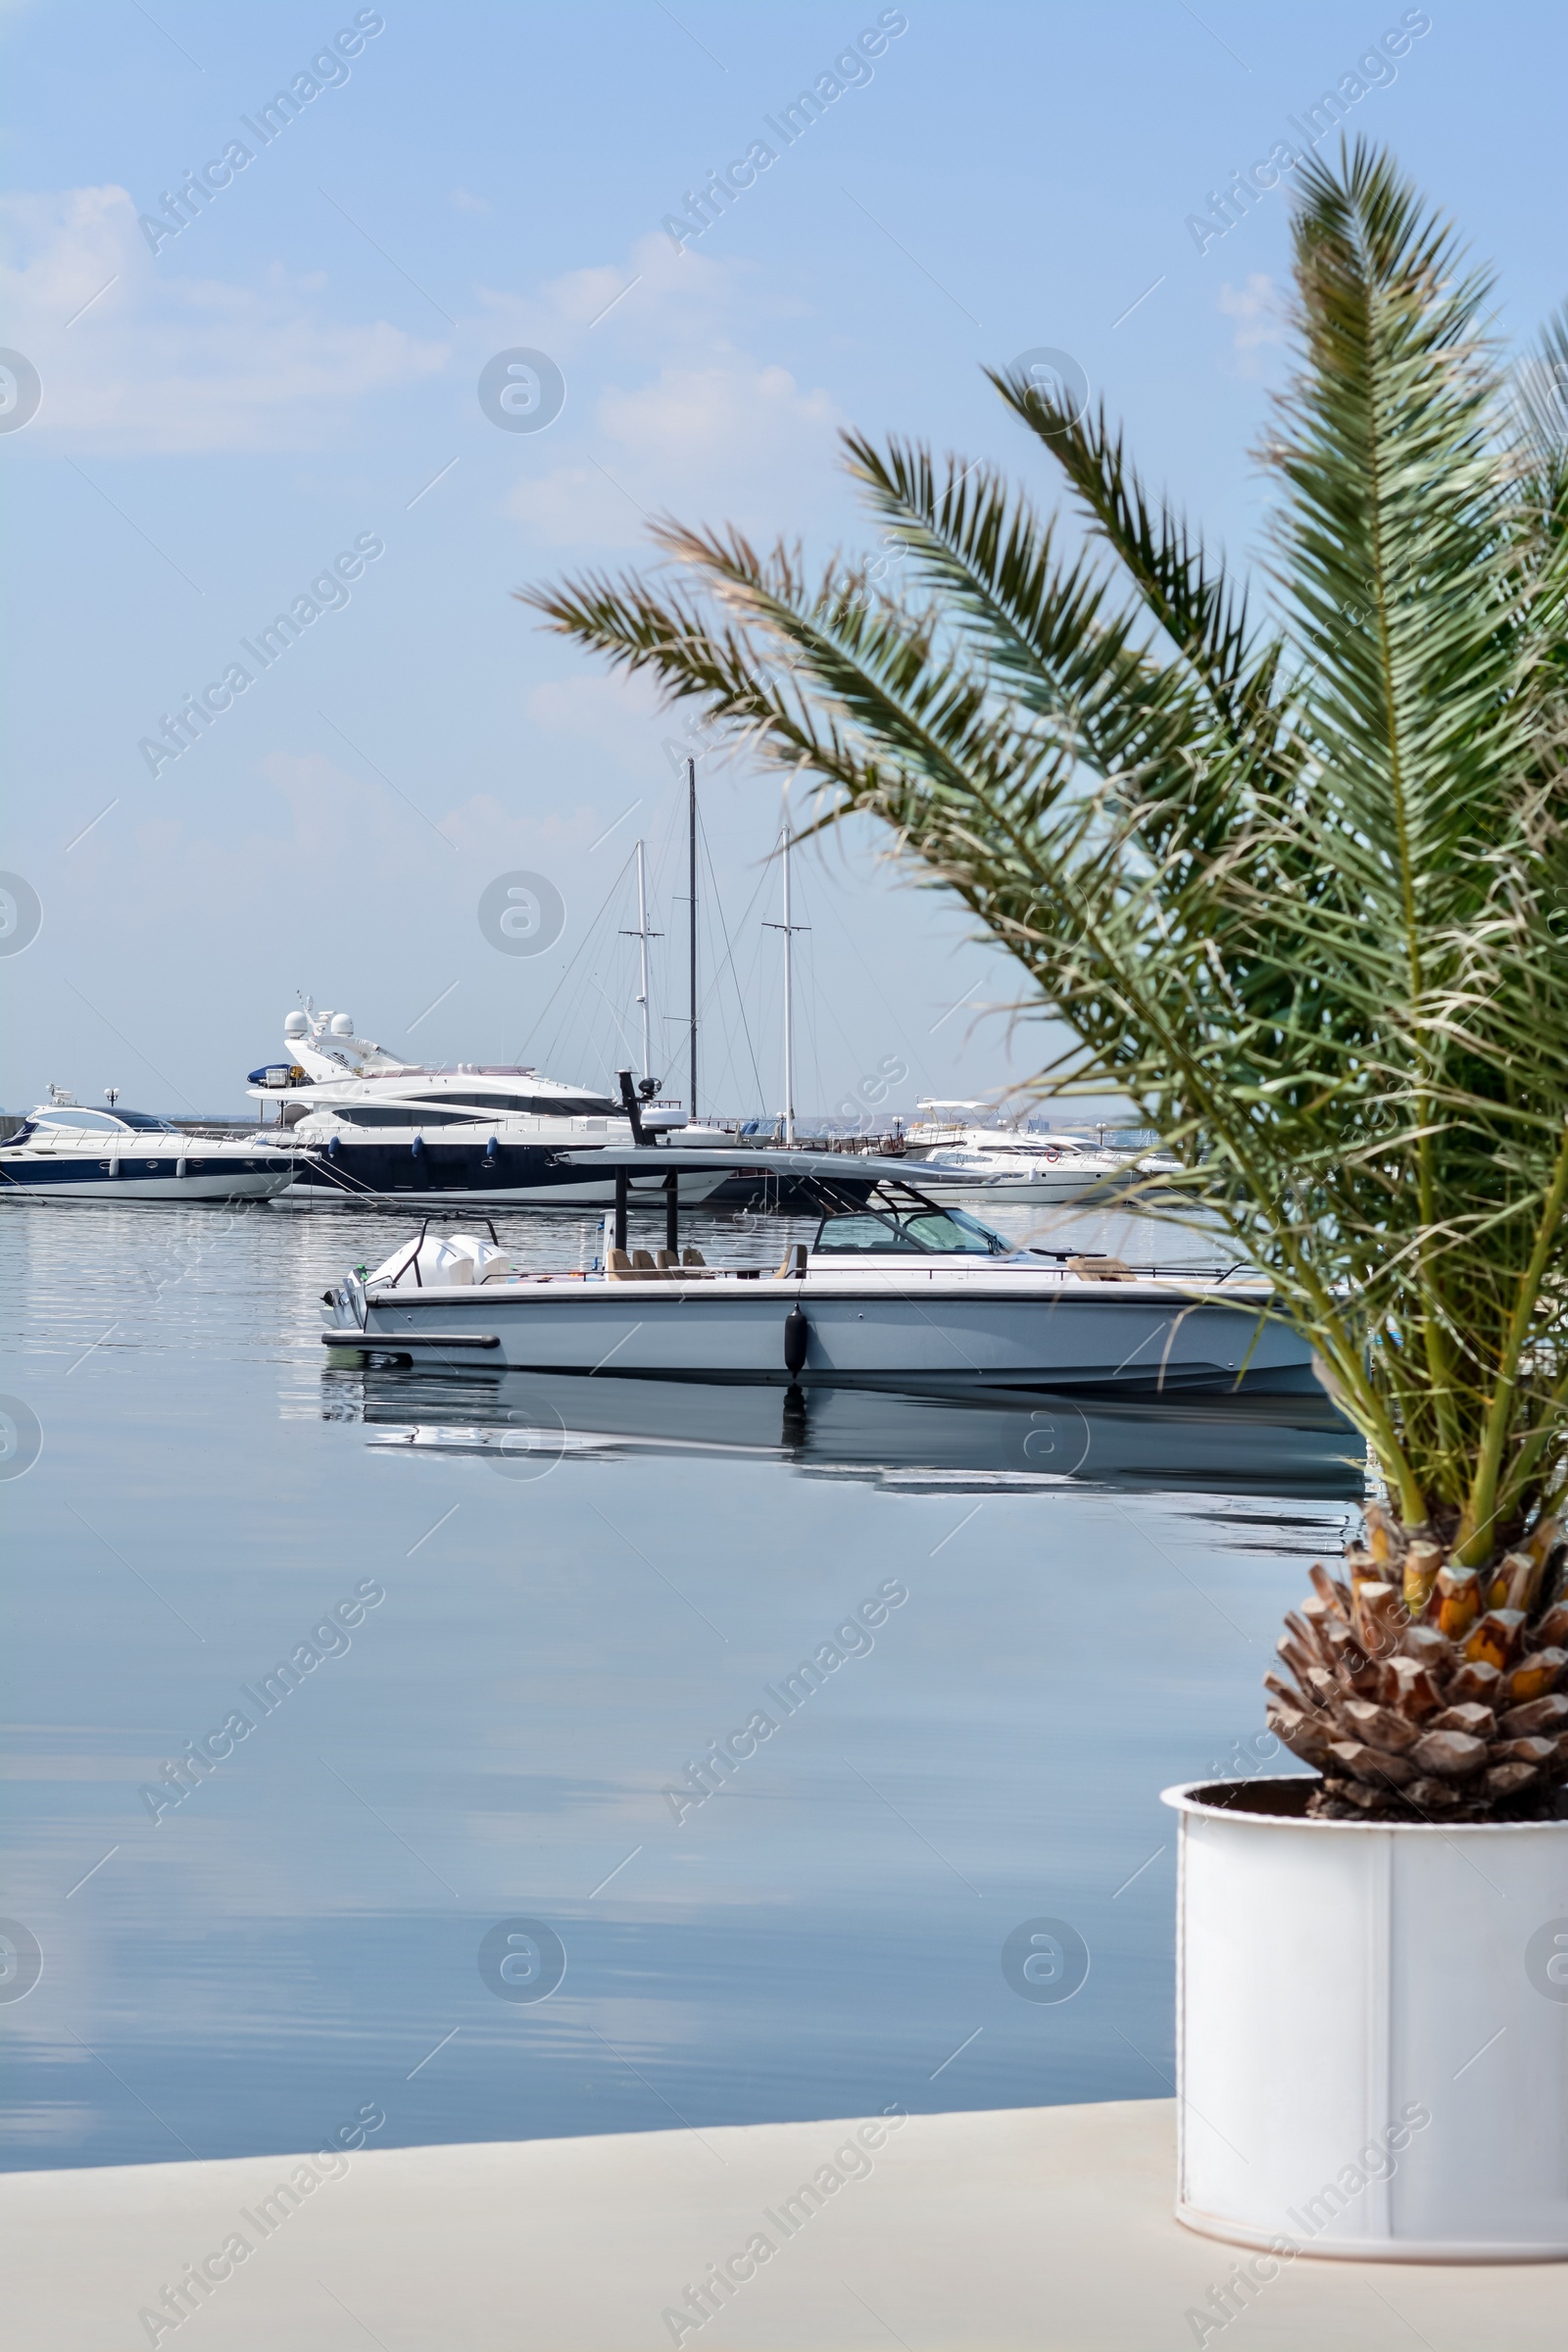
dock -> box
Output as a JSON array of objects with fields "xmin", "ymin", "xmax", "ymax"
[{"xmin": 5, "ymin": 2098, "xmax": 1561, "ymax": 2348}]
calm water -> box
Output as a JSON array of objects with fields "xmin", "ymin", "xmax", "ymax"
[{"xmin": 0, "ymin": 1194, "xmax": 1360, "ymax": 2172}]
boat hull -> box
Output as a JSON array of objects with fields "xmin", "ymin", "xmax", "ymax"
[
  {"xmin": 286, "ymin": 1142, "xmax": 880, "ymax": 1212},
  {"xmin": 0, "ymin": 1158, "xmax": 295, "ymax": 1202},
  {"xmin": 336, "ymin": 1275, "xmax": 1317, "ymax": 1396},
  {"xmin": 909, "ymin": 1168, "xmax": 1143, "ymax": 1206}
]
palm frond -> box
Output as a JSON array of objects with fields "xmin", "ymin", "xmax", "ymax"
[{"xmin": 526, "ymin": 136, "xmax": 1568, "ymax": 1565}]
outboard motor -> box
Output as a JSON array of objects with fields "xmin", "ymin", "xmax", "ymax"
[
  {"xmin": 446, "ymin": 1234, "xmax": 512, "ymax": 1284},
  {"xmin": 363, "ymin": 1234, "xmax": 471, "ymax": 1289}
]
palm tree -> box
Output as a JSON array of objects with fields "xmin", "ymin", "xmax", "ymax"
[{"xmin": 526, "ymin": 143, "xmax": 1568, "ymax": 1822}]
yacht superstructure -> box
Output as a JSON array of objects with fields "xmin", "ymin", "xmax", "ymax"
[{"xmin": 247, "ymin": 1003, "xmax": 902, "ymax": 1210}]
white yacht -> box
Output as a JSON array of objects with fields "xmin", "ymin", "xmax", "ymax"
[
  {"xmin": 319, "ymin": 1181, "xmax": 1315, "ymax": 1397},
  {"xmin": 0, "ymin": 1093, "xmax": 295, "ymax": 1201},
  {"xmin": 901, "ymin": 1102, "xmax": 1176, "ymax": 1205},
  {"xmin": 249, "ymin": 1002, "xmax": 906, "ymax": 1212}
]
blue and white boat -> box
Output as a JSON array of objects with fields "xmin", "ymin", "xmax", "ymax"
[{"xmin": 0, "ymin": 1095, "xmax": 296, "ymax": 1201}]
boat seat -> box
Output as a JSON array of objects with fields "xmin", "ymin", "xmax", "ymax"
[
  {"xmin": 655, "ymin": 1250, "xmax": 679, "ymax": 1272},
  {"xmin": 606, "ymin": 1248, "xmax": 635, "ymax": 1280},
  {"xmin": 681, "ymin": 1247, "xmax": 706, "ymax": 1267},
  {"xmin": 775, "ymin": 1242, "xmax": 808, "ymax": 1279},
  {"xmin": 1067, "ymin": 1254, "xmax": 1134, "ymax": 1282},
  {"xmin": 631, "ymin": 1249, "xmax": 656, "ymax": 1270}
]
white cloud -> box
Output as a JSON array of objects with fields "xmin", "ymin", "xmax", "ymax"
[
  {"xmin": 476, "ymin": 228, "xmax": 840, "ymax": 551},
  {"xmin": 507, "ymin": 355, "xmax": 842, "ymax": 550},
  {"xmin": 1217, "ymin": 272, "xmax": 1285, "ymax": 376},
  {"xmin": 525, "ymin": 672, "xmax": 668, "ymax": 759},
  {"xmin": 475, "ymin": 230, "xmax": 749, "ymax": 345},
  {"xmin": 0, "ymin": 184, "xmax": 448, "ymax": 452}
]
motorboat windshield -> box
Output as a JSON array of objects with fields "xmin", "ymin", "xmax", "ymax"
[{"xmin": 812, "ymin": 1202, "xmax": 1012, "ymax": 1256}]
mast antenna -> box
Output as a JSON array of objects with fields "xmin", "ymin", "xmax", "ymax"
[{"xmin": 619, "ymin": 840, "xmax": 662, "ymax": 1084}]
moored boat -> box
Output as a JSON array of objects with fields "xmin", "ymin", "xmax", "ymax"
[
  {"xmin": 249, "ymin": 1003, "xmax": 911, "ymax": 1212},
  {"xmin": 902, "ymin": 1102, "xmax": 1179, "ymax": 1205},
  {"xmin": 319, "ymin": 1181, "xmax": 1316, "ymax": 1396},
  {"xmin": 0, "ymin": 1098, "xmax": 296, "ymax": 1202}
]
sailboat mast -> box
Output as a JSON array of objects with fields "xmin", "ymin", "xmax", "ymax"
[
  {"xmin": 687, "ymin": 757, "xmax": 698, "ymax": 1121},
  {"xmin": 634, "ymin": 838, "xmax": 653, "ymax": 1081},
  {"xmin": 763, "ymin": 786, "xmax": 808, "ymax": 1145},
  {"xmin": 781, "ymin": 800, "xmax": 795, "ymax": 1147}
]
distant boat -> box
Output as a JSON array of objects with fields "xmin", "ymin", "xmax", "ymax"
[
  {"xmin": 901, "ymin": 1102, "xmax": 1178, "ymax": 1205},
  {"xmin": 0, "ymin": 1094, "xmax": 294, "ymax": 1201},
  {"xmin": 249, "ymin": 1002, "xmax": 906, "ymax": 1212}
]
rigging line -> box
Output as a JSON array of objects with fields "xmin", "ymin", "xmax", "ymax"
[
  {"xmin": 587, "ymin": 973, "xmax": 638, "ymax": 1060},
  {"xmin": 699, "ymin": 808, "xmax": 766, "ymax": 1111},
  {"xmin": 695, "ymin": 934, "xmax": 749, "ymax": 1112},
  {"xmin": 681, "ymin": 813, "xmax": 770, "ymax": 1114},
  {"xmin": 802, "ymin": 900, "xmax": 885, "ymax": 1122},
  {"xmin": 637, "ymin": 793, "xmax": 689, "ymax": 1068},
  {"xmin": 797, "ymin": 915, "xmax": 828, "ymax": 1127},
  {"xmin": 517, "ymin": 850, "xmax": 634, "ymax": 1071},
  {"xmin": 776, "ymin": 851, "xmax": 823, "ymax": 1125},
  {"xmin": 519, "ymin": 847, "xmax": 637, "ymax": 1072},
  {"xmin": 694, "ymin": 865, "xmax": 749, "ymax": 1119},
  {"xmin": 719, "ymin": 889, "xmax": 770, "ymax": 1119},
  {"xmin": 808, "ymin": 840, "xmax": 928, "ymax": 1069}
]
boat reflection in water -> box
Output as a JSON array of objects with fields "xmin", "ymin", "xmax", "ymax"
[{"xmin": 323, "ymin": 1363, "xmax": 1364, "ymax": 1499}]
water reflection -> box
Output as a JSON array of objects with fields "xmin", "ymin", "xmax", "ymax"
[
  {"xmin": 1, "ymin": 1195, "xmax": 1355, "ymax": 2176},
  {"xmin": 329, "ymin": 1363, "xmax": 1364, "ymax": 1500}
]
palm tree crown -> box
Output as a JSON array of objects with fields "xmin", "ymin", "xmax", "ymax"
[{"xmin": 528, "ymin": 143, "xmax": 1568, "ymax": 1817}]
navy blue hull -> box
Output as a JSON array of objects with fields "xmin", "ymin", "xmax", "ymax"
[
  {"xmin": 290, "ymin": 1140, "xmax": 873, "ymax": 1212},
  {"xmin": 0, "ymin": 1156, "xmax": 292, "ymax": 1200}
]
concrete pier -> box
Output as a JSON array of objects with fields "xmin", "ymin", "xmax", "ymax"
[{"xmin": 4, "ymin": 2099, "xmax": 1561, "ymax": 2349}]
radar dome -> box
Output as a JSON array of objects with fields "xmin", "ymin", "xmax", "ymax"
[
  {"xmin": 329, "ymin": 1013, "xmax": 354, "ymax": 1037},
  {"xmin": 283, "ymin": 1010, "xmax": 308, "ymax": 1038}
]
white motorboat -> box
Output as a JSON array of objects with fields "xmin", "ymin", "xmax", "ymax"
[
  {"xmin": 318, "ymin": 1182, "xmax": 1315, "ymax": 1397},
  {"xmin": 0, "ymin": 1096, "xmax": 295, "ymax": 1201},
  {"xmin": 249, "ymin": 1002, "xmax": 911, "ymax": 1212},
  {"xmin": 900, "ymin": 1102, "xmax": 1177, "ymax": 1205}
]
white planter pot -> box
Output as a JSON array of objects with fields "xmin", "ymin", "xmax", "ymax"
[{"xmin": 1162, "ymin": 1776, "xmax": 1568, "ymax": 2262}]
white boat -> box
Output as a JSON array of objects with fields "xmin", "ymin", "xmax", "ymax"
[
  {"xmin": 900, "ymin": 1102, "xmax": 1177, "ymax": 1205},
  {"xmin": 249, "ymin": 1002, "xmax": 911, "ymax": 1212},
  {"xmin": 319, "ymin": 1185, "xmax": 1315, "ymax": 1397},
  {"xmin": 0, "ymin": 1095, "xmax": 295, "ymax": 1201}
]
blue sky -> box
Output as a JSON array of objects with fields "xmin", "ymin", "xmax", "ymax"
[{"xmin": 2, "ymin": 0, "xmax": 1563, "ymax": 1117}]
